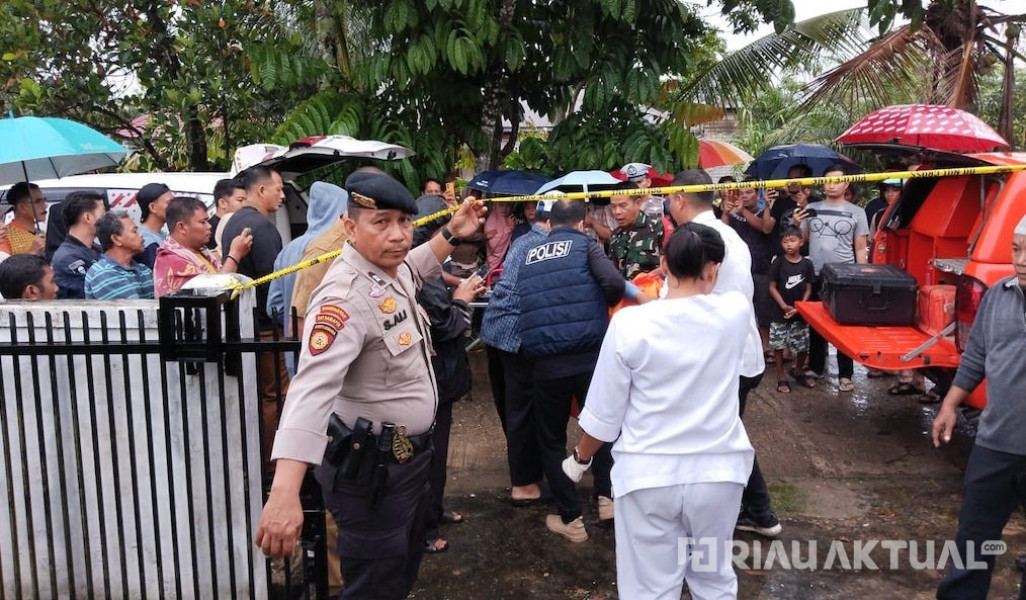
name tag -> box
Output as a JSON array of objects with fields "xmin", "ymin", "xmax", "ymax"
[{"xmin": 525, "ymin": 241, "xmax": 572, "ymax": 265}]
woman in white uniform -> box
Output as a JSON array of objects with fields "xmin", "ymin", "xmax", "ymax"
[{"xmin": 564, "ymin": 222, "xmax": 754, "ymax": 600}]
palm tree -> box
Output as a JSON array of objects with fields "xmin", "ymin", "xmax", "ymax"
[{"xmin": 678, "ymin": 0, "xmax": 1025, "ymax": 146}]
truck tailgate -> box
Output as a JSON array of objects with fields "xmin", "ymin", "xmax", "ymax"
[{"xmin": 796, "ymin": 301, "xmax": 961, "ymax": 370}]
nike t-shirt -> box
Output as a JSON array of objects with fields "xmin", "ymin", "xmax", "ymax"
[{"xmin": 768, "ymin": 255, "xmax": 816, "ymax": 322}]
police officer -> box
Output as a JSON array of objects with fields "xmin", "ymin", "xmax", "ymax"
[{"xmin": 255, "ymin": 171, "xmax": 486, "ymax": 599}]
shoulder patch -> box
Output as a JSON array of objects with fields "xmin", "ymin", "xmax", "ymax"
[{"xmin": 308, "ymin": 304, "xmax": 351, "ymax": 355}]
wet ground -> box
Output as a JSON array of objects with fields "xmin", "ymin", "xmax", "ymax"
[{"xmin": 413, "ymin": 350, "xmax": 1026, "ymax": 599}]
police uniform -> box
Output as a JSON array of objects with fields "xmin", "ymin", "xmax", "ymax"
[
  {"xmin": 270, "ymin": 172, "xmax": 441, "ymax": 600},
  {"xmin": 608, "ymin": 211, "xmax": 664, "ymax": 280}
]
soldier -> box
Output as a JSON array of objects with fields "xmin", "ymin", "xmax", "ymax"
[
  {"xmin": 608, "ymin": 181, "xmax": 664, "ymax": 280},
  {"xmin": 255, "ymin": 171, "xmax": 486, "ymax": 600}
]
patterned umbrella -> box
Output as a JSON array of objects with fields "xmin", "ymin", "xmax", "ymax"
[
  {"xmin": 837, "ymin": 104, "xmax": 1008, "ymax": 152},
  {"xmin": 698, "ymin": 139, "xmax": 754, "ymax": 168}
]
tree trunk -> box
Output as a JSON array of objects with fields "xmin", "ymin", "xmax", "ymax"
[
  {"xmin": 187, "ymin": 104, "xmax": 209, "ymax": 171},
  {"xmin": 477, "ymin": 0, "xmax": 518, "ymax": 171},
  {"xmin": 997, "ymin": 28, "xmax": 1016, "ymax": 148}
]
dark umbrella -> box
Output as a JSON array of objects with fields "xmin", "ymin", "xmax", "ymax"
[
  {"xmin": 467, "ymin": 169, "xmax": 551, "ymax": 196},
  {"xmin": 745, "ymin": 144, "xmax": 862, "ymax": 180}
]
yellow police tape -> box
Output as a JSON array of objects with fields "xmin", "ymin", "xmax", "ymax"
[{"xmin": 229, "ymin": 162, "xmax": 1026, "ymax": 298}]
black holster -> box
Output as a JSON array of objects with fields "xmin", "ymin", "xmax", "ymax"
[{"xmin": 324, "ymin": 415, "xmax": 372, "ymax": 491}]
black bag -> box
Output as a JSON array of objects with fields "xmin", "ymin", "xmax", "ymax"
[{"xmin": 820, "ymin": 263, "xmax": 918, "ymax": 326}]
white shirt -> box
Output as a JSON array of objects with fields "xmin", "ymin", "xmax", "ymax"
[
  {"xmin": 691, "ymin": 210, "xmax": 765, "ymax": 377},
  {"xmin": 579, "ymin": 292, "xmax": 755, "ymax": 498}
]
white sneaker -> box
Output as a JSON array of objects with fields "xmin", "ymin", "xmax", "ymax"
[
  {"xmin": 597, "ymin": 496, "xmax": 614, "ymax": 521},
  {"xmin": 545, "ymin": 514, "xmax": 588, "ymax": 542}
]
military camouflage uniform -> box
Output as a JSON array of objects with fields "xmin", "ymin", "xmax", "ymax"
[{"xmin": 609, "ymin": 212, "xmax": 664, "ymax": 280}]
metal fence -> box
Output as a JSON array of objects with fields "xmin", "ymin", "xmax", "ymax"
[{"xmin": 0, "ymin": 291, "xmax": 326, "ymax": 600}]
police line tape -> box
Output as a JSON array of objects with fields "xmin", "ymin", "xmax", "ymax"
[{"xmin": 229, "ymin": 162, "xmax": 1026, "ymax": 298}]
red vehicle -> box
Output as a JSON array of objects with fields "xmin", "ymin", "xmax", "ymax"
[{"xmin": 797, "ymin": 152, "xmax": 1026, "ymax": 409}]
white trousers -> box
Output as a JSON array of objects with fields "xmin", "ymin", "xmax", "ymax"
[{"xmin": 613, "ymin": 482, "xmax": 745, "ymax": 600}]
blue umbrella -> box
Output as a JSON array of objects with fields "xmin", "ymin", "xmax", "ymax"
[
  {"xmin": 0, "ymin": 115, "xmax": 128, "ymax": 186},
  {"xmin": 467, "ymin": 169, "xmax": 552, "ymax": 196},
  {"xmin": 745, "ymin": 143, "xmax": 862, "ymax": 180},
  {"xmin": 535, "ymin": 170, "xmax": 621, "ymax": 194}
]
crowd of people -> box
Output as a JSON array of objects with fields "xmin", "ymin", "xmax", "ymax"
[{"xmin": 7, "ymin": 158, "xmax": 1017, "ymax": 600}]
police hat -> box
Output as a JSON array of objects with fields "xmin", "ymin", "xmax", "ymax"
[
  {"xmin": 344, "ymin": 171, "xmax": 418, "ymax": 214},
  {"xmin": 619, "ymin": 162, "xmax": 651, "ymax": 182}
]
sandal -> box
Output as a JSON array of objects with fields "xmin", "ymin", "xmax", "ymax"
[
  {"xmin": 776, "ymin": 380, "xmax": 791, "ymax": 394},
  {"xmin": 424, "ymin": 538, "xmax": 449, "ymax": 554},
  {"xmin": 888, "ymin": 381, "xmax": 925, "ymax": 396},
  {"xmin": 440, "ymin": 510, "xmax": 463, "ymax": 525},
  {"xmin": 794, "ymin": 373, "xmax": 816, "ymax": 388},
  {"xmin": 838, "ymin": 378, "xmax": 855, "ymax": 393}
]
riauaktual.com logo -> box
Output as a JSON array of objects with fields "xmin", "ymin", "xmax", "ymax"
[{"xmin": 677, "ymin": 538, "xmax": 1007, "ymax": 571}]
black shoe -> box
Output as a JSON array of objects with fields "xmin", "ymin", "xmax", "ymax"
[{"xmin": 735, "ymin": 511, "xmax": 782, "ymax": 537}]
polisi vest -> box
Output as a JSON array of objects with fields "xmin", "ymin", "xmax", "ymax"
[{"xmin": 517, "ymin": 228, "xmax": 608, "ymax": 358}]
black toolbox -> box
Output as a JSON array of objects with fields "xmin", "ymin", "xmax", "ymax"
[{"xmin": 820, "ymin": 263, "xmax": 918, "ymax": 326}]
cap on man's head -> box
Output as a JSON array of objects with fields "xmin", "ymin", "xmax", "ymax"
[
  {"xmin": 137, "ymin": 183, "xmax": 171, "ymax": 209},
  {"xmin": 344, "ymin": 172, "xmax": 418, "ymax": 214},
  {"xmin": 1014, "ymin": 213, "xmax": 1026, "ymax": 236},
  {"xmin": 620, "ymin": 163, "xmax": 651, "ymax": 182}
]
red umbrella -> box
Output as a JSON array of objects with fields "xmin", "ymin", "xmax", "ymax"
[
  {"xmin": 837, "ymin": 104, "xmax": 1008, "ymax": 152},
  {"xmin": 698, "ymin": 139, "xmax": 753, "ymax": 168}
]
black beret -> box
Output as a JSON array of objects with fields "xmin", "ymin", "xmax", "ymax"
[{"xmin": 344, "ymin": 172, "xmax": 418, "ymax": 214}]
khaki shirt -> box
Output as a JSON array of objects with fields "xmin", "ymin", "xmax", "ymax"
[
  {"xmin": 291, "ymin": 219, "xmax": 348, "ymax": 318},
  {"xmin": 271, "ymin": 241, "xmax": 442, "ymax": 465}
]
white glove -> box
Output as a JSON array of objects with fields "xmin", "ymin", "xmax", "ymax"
[{"xmin": 562, "ymin": 452, "xmax": 591, "ymax": 483}]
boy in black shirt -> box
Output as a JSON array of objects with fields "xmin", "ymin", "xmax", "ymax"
[{"xmin": 767, "ymin": 227, "xmax": 816, "ymax": 392}]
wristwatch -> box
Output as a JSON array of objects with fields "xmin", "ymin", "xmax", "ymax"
[{"xmin": 440, "ymin": 226, "xmax": 462, "ymax": 246}]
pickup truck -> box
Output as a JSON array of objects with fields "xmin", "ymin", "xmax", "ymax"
[{"xmin": 796, "ymin": 151, "xmax": 1026, "ymax": 409}]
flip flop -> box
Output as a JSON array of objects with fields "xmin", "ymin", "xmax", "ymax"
[
  {"xmin": 794, "ymin": 373, "xmax": 816, "ymax": 388},
  {"xmin": 888, "ymin": 382, "xmax": 925, "ymax": 396},
  {"xmin": 776, "ymin": 380, "xmax": 792, "ymax": 394},
  {"xmin": 440, "ymin": 510, "xmax": 463, "ymax": 525},
  {"xmin": 424, "ymin": 538, "xmax": 449, "ymax": 554},
  {"xmin": 838, "ymin": 378, "xmax": 855, "ymax": 393}
]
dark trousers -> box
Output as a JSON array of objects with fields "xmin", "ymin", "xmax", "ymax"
[
  {"xmin": 739, "ymin": 374, "xmax": 772, "ymax": 519},
  {"xmin": 937, "ymin": 445, "xmax": 1026, "ymax": 600},
  {"xmin": 534, "ymin": 370, "xmax": 613, "ymax": 522},
  {"xmin": 425, "ymin": 401, "xmax": 454, "ymax": 541},
  {"xmin": 497, "ymin": 349, "xmax": 544, "ymax": 487},
  {"xmin": 485, "ymin": 345, "xmax": 508, "ymax": 435},
  {"xmin": 808, "ymin": 284, "xmax": 854, "ymax": 379},
  {"xmin": 316, "ymin": 444, "xmax": 433, "ymax": 600}
]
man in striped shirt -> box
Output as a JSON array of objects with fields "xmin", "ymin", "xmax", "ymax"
[{"xmin": 85, "ymin": 210, "xmax": 154, "ymax": 300}]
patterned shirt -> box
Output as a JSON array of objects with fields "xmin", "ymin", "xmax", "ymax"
[
  {"xmin": 153, "ymin": 236, "xmax": 222, "ymax": 298},
  {"xmin": 479, "ymin": 224, "xmax": 548, "ymax": 353},
  {"xmin": 608, "ymin": 212, "xmax": 663, "ymax": 280},
  {"xmin": 84, "ymin": 254, "xmax": 155, "ymax": 300}
]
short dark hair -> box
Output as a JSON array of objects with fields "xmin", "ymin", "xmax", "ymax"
[
  {"xmin": 214, "ymin": 178, "xmax": 244, "ymax": 203},
  {"xmin": 7, "ymin": 182, "xmax": 39, "ymax": 205},
  {"xmin": 671, "ymin": 169, "xmax": 714, "ymax": 206},
  {"xmin": 615, "ymin": 180, "xmax": 639, "ymax": 192},
  {"xmin": 0, "ymin": 254, "xmax": 49, "ymax": 299},
  {"xmin": 95, "ymin": 209, "xmax": 131, "ymax": 251},
  {"xmin": 718, "ymin": 175, "xmax": 736, "ymax": 184},
  {"xmin": 62, "ymin": 191, "xmax": 104, "ymax": 227},
  {"xmin": 823, "ymin": 163, "xmax": 849, "ymax": 176},
  {"xmin": 787, "ymin": 164, "xmax": 813, "ymax": 178},
  {"xmin": 165, "ymin": 196, "xmax": 207, "ymax": 232},
  {"xmin": 780, "ymin": 226, "xmax": 803, "ymax": 241},
  {"xmin": 664, "ymin": 222, "xmax": 725, "ymax": 280},
  {"xmin": 238, "ymin": 165, "xmax": 278, "ymax": 192},
  {"xmin": 549, "ymin": 199, "xmax": 586, "ymax": 227},
  {"xmin": 422, "ymin": 178, "xmax": 442, "ymax": 192}
]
